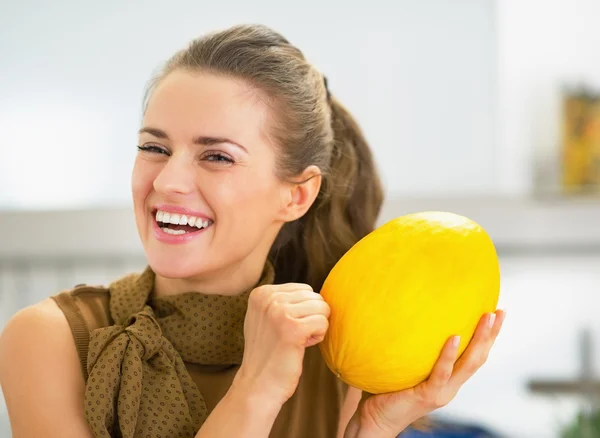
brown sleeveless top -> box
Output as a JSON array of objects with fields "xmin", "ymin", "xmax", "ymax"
[{"xmin": 51, "ymin": 265, "xmax": 347, "ymax": 438}]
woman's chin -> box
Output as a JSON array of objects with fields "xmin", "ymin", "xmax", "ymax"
[{"xmin": 145, "ymin": 252, "xmax": 206, "ymax": 280}]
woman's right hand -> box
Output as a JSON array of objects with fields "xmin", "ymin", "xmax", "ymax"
[{"xmin": 232, "ymin": 283, "xmax": 330, "ymax": 408}]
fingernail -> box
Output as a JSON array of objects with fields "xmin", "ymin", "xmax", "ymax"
[
  {"xmin": 488, "ymin": 313, "xmax": 496, "ymax": 328},
  {"xmin": 452, "ymin": 335, "xmax": 461, "ymax": 348}
]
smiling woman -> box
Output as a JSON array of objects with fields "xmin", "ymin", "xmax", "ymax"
[
  {"xmin": 0, "ymin": 23, "xmax": 503, "ymax": 438},
  {"xmin": 132, "ymin": 71, "xmax": 296, "ymax": 296}
]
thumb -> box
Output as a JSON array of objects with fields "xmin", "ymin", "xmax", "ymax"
[{"xmin": 305, "ymin": 334, "xmax": 325, "ymax": 347}]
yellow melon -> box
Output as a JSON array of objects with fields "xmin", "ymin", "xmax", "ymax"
[{"xmin": 319, "ymin": 211, "xmax": 500, "ymax": 394}]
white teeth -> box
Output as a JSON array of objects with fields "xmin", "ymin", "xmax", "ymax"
[
  {"xmin": 195, "ymin": 219, "xmax": 211, "ymax": 229},
  {"xmin": 155, "ymin": 209, "xmax": 212, "ymax": 229},
  {"xmin": 162, "ymin": 228, "xmax": 186, "ymax": 235}
]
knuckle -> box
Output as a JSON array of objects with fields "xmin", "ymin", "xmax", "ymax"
[
  {"xmin": 432, "ymin": 396, "xmax": 449, "ymax": 409},
  {"xmin": 250, "ymin": 285, "xmax": 270, "ymax": 302},
  {"xmin": 439, "ymin": 369, "xmax": 452, "ymax": 382},
  {"xmin": 275, "ymin": 316, "xmax": 296, "ymax": 339},
  {"xmin": 248, "ymin": 288, "xmax": 260, "ymax": 303},
  {"xmin": 280, "ymin": 315, "xmax": 296, "ymax": 332},
  {"xmin": 267, "ymin": 297, "xmax": 279, "ymax": 312},
  {"xmin": 417, "ymin": 392, "xmax": 436, "ymax": 410},
  {"xmin": 299, "ymin": 290, "xmax": 316, "ymax": 302},
  {"xmin": 465, "ymin": 360, "xmax": 481, "ymax": 374},
  {"xmin": 315, "ymin": 317, "xmax": 329, "ymax": 334},
  {"xmin": 420, "ymin": 390, "xmax": 448, "ymax": 410},
  {"xmin": 479, "ymin": 351, "xmax": 490, "ymax": 365},
  {"xmin": 269, "ymin": 299, "xmax": 288, "ymax": 319}
]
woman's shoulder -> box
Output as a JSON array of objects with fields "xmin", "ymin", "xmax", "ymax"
[
  {"xmin": 0, "ymin": 299, "xmax": 94, "ymax": 437},
  {"xmin": 0, "ymin": 282, "xmax": 114, "ymax": 385},
  {"xmin": 51, "ymin": 282, "xmax": 114, "ymax": 331},
  {"xmin": 0, "ymin": 298, "xmax": 76, "ymax": 347},
  {"xmin": 0, "ymin": 297, "xmax": 88, "ymax": 367},
  {"xmin": 0, "ymin": 298, "xmax": 85, "ymax": 392}
]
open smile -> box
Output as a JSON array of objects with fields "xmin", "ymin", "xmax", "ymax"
[{"xmin": 152, "ymin": 208, "xmax": 214, "ymax": 243}]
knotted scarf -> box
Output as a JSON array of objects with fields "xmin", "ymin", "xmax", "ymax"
[{"xmin": 84, "ymin": 263, "xmax": 274, "ymax": 437}]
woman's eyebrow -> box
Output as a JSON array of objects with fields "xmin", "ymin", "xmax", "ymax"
[{"xmin": 138, "ymin": 126, "xmax": 248, "ymax": 153}]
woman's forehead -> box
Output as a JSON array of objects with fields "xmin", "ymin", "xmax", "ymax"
[{"xmin": 143, "ymin": 70, "xmax": 272, "ymax": 145}]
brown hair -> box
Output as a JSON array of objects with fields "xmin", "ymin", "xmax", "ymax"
[{"xmin": 146, "ymin": 24, "xmax": 384, "ymax": 291}]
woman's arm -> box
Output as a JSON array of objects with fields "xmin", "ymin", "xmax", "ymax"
[
  {"xmin": 0, "ymin": 299, "xmax": 95, "ymax": 438},
  {"xmin": 194, "ymin": 379, "xmax": 282, "ymax": 437},
  {"xmin": 193, "ymin": 282, "xmax": 332, "ymax": 438},
  {"xmin": 337, "ymin": 387, "xmax": 363, "ymax": 438}
]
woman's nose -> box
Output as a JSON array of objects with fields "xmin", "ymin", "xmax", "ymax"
[{"xmin": 153, "ymin": 153, "xmax": 196, "ymax": 196}]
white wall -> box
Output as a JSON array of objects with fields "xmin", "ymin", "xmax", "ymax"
[
  {"xmin": 497, "ymin": 0, "xmax": 600, "ymax": 195},
  {"xmin": 6, "ymin": 0, "xmax": 600, "ymax": 202},
  {"xmin": 0, "ymin": 0, "xmax": 498, "ymax": 210}
]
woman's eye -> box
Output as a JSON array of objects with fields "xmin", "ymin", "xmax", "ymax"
[
  {"xmin": 137, "ymin": 145, "xmax": 169, "ymax": 155},
  {"xmin": 203, "ymin": 152, "xmax": 234, "ymax": 164}
]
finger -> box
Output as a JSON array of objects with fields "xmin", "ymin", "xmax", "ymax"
[
  {"xmin": 305, "ymin": 336, "xmax": 324, "ymax": 348},
  {"xmin": 491, "ymin": 309, "xmax": 506, "ymax": 338},
  {"xmin": 449, "ymin": 309, "xmax": 506, "ymax": 387},
  {"xmin": 425, "ymin": 335, "xmax": 460, "ymax": 389},
  {"xmin": 299, "ymin": 314, "xmax": 329, "ymax": 346},
  {"xmin": 250, "ymin": 283, "xmax": 312, "ymax": 304},
  {"xmin": 275, "ymin": 289, "xmax": 323, "ymax": 304},
  {"xmin": 270, "ymin": 283, "xmax": 314, "ymax": 292},
  {"xmin": 288, "ymin": 300, "xmax": 331, "ymax": 319}
]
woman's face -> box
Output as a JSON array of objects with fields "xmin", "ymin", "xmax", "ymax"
[{"xmin": 132, "ymin": 70, "xmax": 293, "ymax": 282}]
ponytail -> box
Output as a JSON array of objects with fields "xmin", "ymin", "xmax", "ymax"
[{"xmin": 270, "ymin": 96, "xmax": 384, "ymax": 291}]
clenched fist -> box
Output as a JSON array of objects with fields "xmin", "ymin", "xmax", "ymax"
[{"xmin": 232, "ymin": 283, "xmax": 330, "ymax": 407}]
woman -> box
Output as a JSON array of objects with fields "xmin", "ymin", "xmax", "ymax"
[{"xmin": 0, "ymin": 24, "xmax": 505, "ymax": 438}]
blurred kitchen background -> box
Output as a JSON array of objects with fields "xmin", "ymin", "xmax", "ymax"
[{"xmin": 2, "ymin": 0, "xmax": 600, "ymax": 437}]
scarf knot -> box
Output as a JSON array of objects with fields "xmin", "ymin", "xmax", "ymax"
[
  {"xmin": 83, "ymin": 263, "xmax": 274, "ymax": 438},
  {"xmin": 87, "ymin": 306, "xmax": 163, "ymax": 371},
  {"xmin": 122, "ymin": 307, "xmax": 163, "ymax": 361},
  {"xmin": 85, "ymin": 305, "xmax": 205, "ymax": 437}
]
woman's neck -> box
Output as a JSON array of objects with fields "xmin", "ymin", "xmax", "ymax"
[{"xmin": 153, "ymin": 257, "xmax": 268, "ymax": 298}]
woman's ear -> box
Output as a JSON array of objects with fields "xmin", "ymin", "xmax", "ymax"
[{"xmin": 278, "ymin": 165, "xmax": 322, "ymax": 222}]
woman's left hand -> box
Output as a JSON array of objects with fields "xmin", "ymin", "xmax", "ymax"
[{"xmin": 343, "ymin": 309, "xmax": 506, "ymax": 438}]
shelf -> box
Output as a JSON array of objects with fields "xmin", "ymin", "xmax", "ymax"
[
  {"xmin": 1, "ymin": 195, "xmax": 599, "ymax": 259},
  {"xmin": 378, "ymin": 195, "xmax": 600, "ymax": 254}
]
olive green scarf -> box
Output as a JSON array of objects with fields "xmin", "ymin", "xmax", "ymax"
[{"xmin": 84, "ymin": 263, "xmax": 274, "ymax": 437}]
